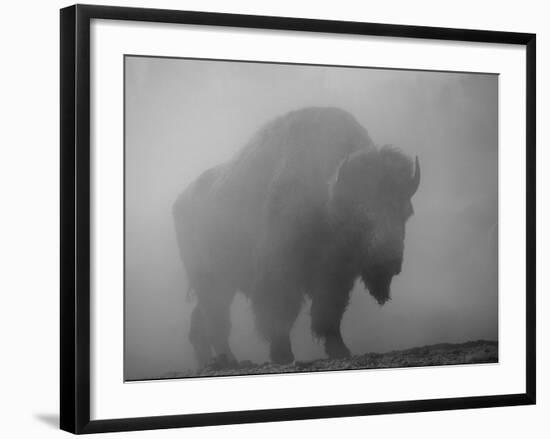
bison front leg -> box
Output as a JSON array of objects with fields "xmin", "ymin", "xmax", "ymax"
[{"xmin": 311, "ymin": 288, "xmax": 352, "ymax": 359}]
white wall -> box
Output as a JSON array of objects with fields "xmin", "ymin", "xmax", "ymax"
[{"xmin": 0, "ymin": 0, "xmax": 546, "ymax": 437}]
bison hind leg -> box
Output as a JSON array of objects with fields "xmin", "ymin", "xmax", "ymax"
[
  {"xmin": 324, "ymin": 334, "xmax": 352, "ymax": 359},
  {"xmin": 251, "ymin": 275, "xmax": 303, "ymax": 365},
  {"xmin": 269, "ymin": 334, "xmax": 294, "ymax": 365},
  {"xmin": 190, "ymin": 282, "xmax": 237, "ymax": 370},
  {"xmin": 189, "ymin": 306, "xmax": 213, "ymax": 368}
]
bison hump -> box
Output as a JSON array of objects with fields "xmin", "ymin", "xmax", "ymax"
[{"xmin": 211, "ymin": 107, "xmax": 375, "ymax": 202}]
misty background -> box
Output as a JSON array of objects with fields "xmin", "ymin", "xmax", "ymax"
[{"xmin": 124, "ymin": 56, "xmax": 498, "ymax": 381}]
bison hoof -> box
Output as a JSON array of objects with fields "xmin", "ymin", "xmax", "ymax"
[
  {"xmin": 326, "ymin": 339, "xmax": 351, "ymax": 359},
  {"xmin": 270, "ymin": 339, "xmax": 295, "ymax": 364},
  {"xmin": 207, "ymin": 353, "xmax": 238, "ymax": 371},
  {"xmin": 271, "ymin": 352, "xmax": 295, "ymax": 364}
]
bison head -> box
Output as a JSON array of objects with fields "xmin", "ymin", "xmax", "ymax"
[{"xmin": 332, "ymin": 146, "xmax": 420, "ymax": 305}]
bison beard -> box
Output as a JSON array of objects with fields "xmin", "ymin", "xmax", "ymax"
[
  {"xmin": 173, "ymin": 107, "xmax": 420, "ymax": 367},
  {"xmin": 362, "ymin": 269, "xmax": 394, "ymax": 305}
]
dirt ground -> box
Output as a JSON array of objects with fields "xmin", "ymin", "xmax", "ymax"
[{"xmin": 158, "ymin": 340, "xmax": 498, "ymax": 380}]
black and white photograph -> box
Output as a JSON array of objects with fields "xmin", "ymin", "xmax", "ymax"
[
  {"xmin": 52, "ymin": 2, "xmax": 539, "ymax": 435},
  {"xmin": 124, "ymin": 56, "xmax": 498, "ymax": 381}
]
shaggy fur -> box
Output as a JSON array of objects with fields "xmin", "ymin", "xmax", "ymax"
[{"xmin": 173, "ymin": 107, "xmax": 420, "ymax": 366}]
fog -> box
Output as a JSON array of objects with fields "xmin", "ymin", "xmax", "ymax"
[{"xmin": 124, "ymin": 56, "xmax": 497, "ymax": 380}]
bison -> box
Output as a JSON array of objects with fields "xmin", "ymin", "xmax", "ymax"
[{"xmin": 173, "ymin": 107, "xmax": 420, "ymax": 366}]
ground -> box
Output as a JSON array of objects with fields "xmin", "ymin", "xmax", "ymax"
[{"xmin": 156, "ymin": 340, "xmax": 498, "ymax": 380}]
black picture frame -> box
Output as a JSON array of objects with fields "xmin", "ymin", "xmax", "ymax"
[{"xmin": 60, "ymin": 4, "xmax": 536, "ymax": 434}]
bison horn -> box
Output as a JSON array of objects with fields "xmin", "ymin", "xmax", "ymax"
[{"xmin": 410, "ymin": 156, "xmax": 420, "ymax": 196}]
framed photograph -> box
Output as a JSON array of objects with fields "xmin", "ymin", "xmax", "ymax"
[{"xmin": 60, "ymin": 4, "xmax": 536, "ymax": 434}]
